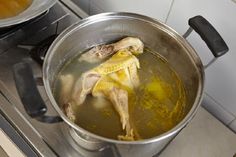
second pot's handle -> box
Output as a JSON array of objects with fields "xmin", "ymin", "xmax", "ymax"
[
  {"xmin": 13, "ymin": 62, "xmax": 62, "ymax": 123},
  {"xmin": 184, "ymin": 15, "xmax": 229, "ymax": 58}
]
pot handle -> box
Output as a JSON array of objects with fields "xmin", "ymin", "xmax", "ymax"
[
  {"xmin": 12, "ymin": 62, "xmax": 63, "ymax": 123},
  {"xmin": 183, "ymin": 15, "xmax": 229, "ymax": 67}
]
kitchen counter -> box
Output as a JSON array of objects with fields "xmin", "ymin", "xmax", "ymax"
[{"xmin": 160, "ymin": 106, "xmax": 236, "ymax": 157}]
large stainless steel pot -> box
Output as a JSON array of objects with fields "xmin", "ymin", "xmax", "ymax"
[
  {"xmin": 13, "ymin": 12, "xmax": 228, "ymax": 157},
  {"xmin": 0, "ymin": 0, "xmax": 57, "ymax": 28}
]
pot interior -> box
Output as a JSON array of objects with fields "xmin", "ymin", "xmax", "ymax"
[{"xmin": 44, "ymin": 12, "xmax": 204, "ymax": 141}]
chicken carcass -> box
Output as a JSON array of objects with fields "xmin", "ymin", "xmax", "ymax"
[
  {"xmin": 72, "ymin": 49, "xmax": 141, "ymax": 140},
  {"xmin": 66, "ymin": 37, "xmax": 144, "ymax": 140},
  {"xmin": 73, "ymin": 49, "xmax": 140, "ymax": 104}
]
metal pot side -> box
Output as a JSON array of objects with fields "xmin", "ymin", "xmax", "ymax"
[{"xmin": 43, "ymin": 12, "xmax": 204, "ymax": 157}]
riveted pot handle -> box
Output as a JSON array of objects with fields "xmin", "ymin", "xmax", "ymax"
[
  {"xmin": 188, "ymin": 15, "xmax": 229, "ymax": 57},
  {"xmin": 13, "ymin": 62, "xmax": 62, "ymax": 123}
]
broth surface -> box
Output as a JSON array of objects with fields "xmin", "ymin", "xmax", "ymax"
[
  {"xmin": 0, "ymin": 0, "xmax": 32, "ymax": 19},
  {"xmin": 53, "ymin": 48, "xmax": 187, "ymax": 140}
]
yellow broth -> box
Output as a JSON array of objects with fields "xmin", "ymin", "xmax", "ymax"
[
  {"xmin": 0, "ymin": 0, "xmax": 32, "ymax": 19},
  {"xmin": 53, "ymin": 48, "xmax": 187, "ymax": 140}
]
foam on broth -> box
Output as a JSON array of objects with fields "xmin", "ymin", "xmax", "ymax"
[{"xmin": 53, "ymin": 48, "xmax": 187, "ymax": 140}]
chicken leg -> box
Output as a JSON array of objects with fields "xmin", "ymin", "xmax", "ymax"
[{"xmin": 108, "ymin": 87, "xmax": 135, "ymax": 140}]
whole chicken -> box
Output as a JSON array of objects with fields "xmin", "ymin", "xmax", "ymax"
[{"xmin": 63, "ymin": 37, "xmax": 144, "ymax": 140}]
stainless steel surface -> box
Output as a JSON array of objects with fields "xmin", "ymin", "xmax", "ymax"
[
  {"xmin": 60, "ymin": 0, "xmax": 89, "ymax": 18},
  {"xmin": 0, "ymin": 2, "xmax": 97, "ymax": 157},
  {"xmin": 182, "ymin": 27, "xmax": 193, "ymax": 38},
  {"xmin": 0, "ymin": 3, "xmax": 69, "ymax": 54},
  {"xmin": 204, "ymin": 57, "xmax": 217, "ymax": 69},
  {"xmin": 0, "ymin": 97, "xmax": 39, "ymax": 157},
  {"xmin": 43, "ymin": 12, "xmax": 204, "ymax": 157},
  {"xmin": 0, "ymin": 0, "xmax": 57, "ymax": 28},
  {"xmin": 0, "ymin": 79, "xmax": 56, "ymax": 157}
]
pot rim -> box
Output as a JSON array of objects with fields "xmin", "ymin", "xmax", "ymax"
[{"xmin": 43, "ymin": 12, "xmax": 205, "ymax": 144}]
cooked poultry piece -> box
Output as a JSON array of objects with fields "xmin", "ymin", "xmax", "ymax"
[
  {"xmin": 109, "ymin": 88, "xmax": 133, "ymax": 139},
  {"xmin": 63, "ymin": 37, "xmax": 144, "ymax": 140},
  {"xmin": 78, "ymin": 37, "xmax": 144, "ymax": 63},
  {"xmin": 73, "ymin": 50, "xmax": 140, "ymax": 105},
  {"xmin": 72, "ymin": 72, "xmax": 101, "ymax": 105},
  {"xmin": 63, "ymin": 102, "xmax": 76, "ymax": 121},
  {"xmin": 59, "ymin": 74, "xmax": 76, "ymax": 121},
  {"xmin": 71, "ymin": 49, "xmax": 142, "ymax": 140},
  {"xmin": 59, "ymin": 74, "xmax": 74, "ymax": 105}
]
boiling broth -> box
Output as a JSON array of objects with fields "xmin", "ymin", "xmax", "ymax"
[
  {"xmin": 0, "ymin": 0, "xmax": 32, "ymax": 19},
  {"xmin": 53, "ymin": 48, "xmax": 187, "ymax": 140}
]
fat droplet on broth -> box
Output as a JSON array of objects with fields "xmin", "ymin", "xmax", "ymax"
[{"xmin": 53, "ymin": 48, "xmax": 187, "ymax": 140}]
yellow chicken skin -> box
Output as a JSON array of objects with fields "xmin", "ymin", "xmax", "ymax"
[{"xmin": 92, "ymin": 49, "xmax": 140, "ymax": 94}]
